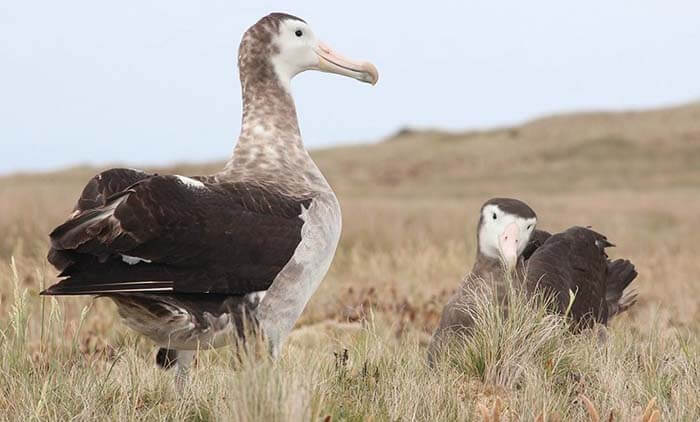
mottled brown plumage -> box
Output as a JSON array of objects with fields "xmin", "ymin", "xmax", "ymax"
[{"xmin": 223, "ymin": 13, "xmax": 332, "ymax": 196}]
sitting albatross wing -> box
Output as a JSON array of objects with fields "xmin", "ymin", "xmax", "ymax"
[{"xmin": 524, "ymin": 226, "xmax": 638, "ymax": 328}]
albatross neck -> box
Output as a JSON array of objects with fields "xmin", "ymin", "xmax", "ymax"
[
  {"xmin": 221, "ymin": 70, "xmax": 327, "ymax": 193},
  {"xmin": 238, "ymin": 75, "xmax": 302, "ymax": 149},
  {"xmin": 469, "ymin": 250, "xmax": 527, "ymax": 286},
  {"xmin": 471, "ymin": 253, "xmax": 506, "ymax": 281}
]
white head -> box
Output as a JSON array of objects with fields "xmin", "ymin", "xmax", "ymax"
[
  {"xmin": 240, "ymin": 13, "xmax": 378, "ymax": 91},
  {"xmin": 477, "ymin": 198, "xmax": 537, "ymax": 271}
]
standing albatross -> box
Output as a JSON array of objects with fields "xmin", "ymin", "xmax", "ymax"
[
  {"xmin": 427, "ymin": 198, "xmax": 637, "ymax": 364},
  {"xmin": 41, "ymin": 13, "xmax": 378, "ymax": 379}
]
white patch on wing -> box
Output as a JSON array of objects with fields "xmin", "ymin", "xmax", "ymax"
[
  {"xmin": 245, "ymin": 290, "xmax": 267, "ymax": 307},
  {"xmin": 175, "ymin": 175, "xmax": 205, "ymax": 189},
  {"xmin": 121, "ymin": 255, "xmax": 152, "ymax": 265}
]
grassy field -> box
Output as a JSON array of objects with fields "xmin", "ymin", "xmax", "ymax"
[{"xmin": 1, "ymin": 101, "xmax": 699, "ymax": 420}]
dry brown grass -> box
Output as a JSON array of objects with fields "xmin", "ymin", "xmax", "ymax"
[{"xmin": 1, "ymin": 102, "xmax": 699, "ymax": 420}]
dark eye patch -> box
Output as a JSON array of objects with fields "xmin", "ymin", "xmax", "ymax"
[{"xmin": 295, "ymin": 30, "xmax": 303, "ymax": 37}]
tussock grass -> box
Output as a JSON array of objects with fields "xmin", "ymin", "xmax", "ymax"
[
  {"xmin": 1, "ymin": 259, "xmax": 698, "ymax": 420},
  {"xmin": 435, "ymin": 279, "xmax": 700, "ymax": 420},
  {"xmin": 443, "ymin": 279, "xmax": 574, "ymax": 390}
]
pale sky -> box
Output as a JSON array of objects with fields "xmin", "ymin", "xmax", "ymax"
[{"xmin": 2, "ymin": 1, "xmax": 699, "ymax": 175}]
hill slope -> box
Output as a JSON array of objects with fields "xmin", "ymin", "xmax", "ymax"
[{"xmin": 3, "ymin": 101, "xmax": 698, "ymax": 198}]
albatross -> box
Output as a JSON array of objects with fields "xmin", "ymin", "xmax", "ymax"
[
  {"xmin": 41, "ymin": 12, "xmax": 378, "ymax": 380},
  {"xmin": 427, "ymin": 198, "xmax": 637, "ymax": 364}
]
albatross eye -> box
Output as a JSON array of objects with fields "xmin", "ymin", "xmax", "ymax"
[
  {"xmin": 492, "ymin": 213, "xmax": 497, "ymax": 220},
  {"xmin": 295, "ymin": 30, "xmax": 303, "ymax": 37},
  {"xmin": 527, "ymin": 224, "xmax": 532, "ymax": 230}
]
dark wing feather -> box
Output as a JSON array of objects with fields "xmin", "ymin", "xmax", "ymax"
[
  {"xmin": 47, "ymin": 169, "xmax": 153, "ymax": 271},
  {"xmin": 521, "ymin": 229, "xmax": 551, "ymax": 262},
  {"xmin": 525, "ymin": 226, "xmax": 610, "ymax": 328},
  {"xmin": 43, "ymin": 169, "xmax": 310, "ymax": 296},
  {"xmin": 74, "ymin": 168, "xmax": 153, "ymax": 212}
]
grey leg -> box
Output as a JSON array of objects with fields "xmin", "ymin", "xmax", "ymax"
[{"xmin": 174, "ymin": 350, "xmax": 195, "ymax": 388}]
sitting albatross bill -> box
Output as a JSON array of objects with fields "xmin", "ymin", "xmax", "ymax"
[
  {"xmin": 427, "ymin": 197, "xmax": 638, "ymax": 365},
  {"xmin": 41, "ymin": 12, "xmax": 378, "ymax": 380}
]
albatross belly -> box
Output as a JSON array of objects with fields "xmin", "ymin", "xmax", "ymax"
[
  {"xmin": 109, "ymin": 292, "xmax": 262, "ymax": 350},
  {"xmin": 256, "ymin": 192, "xmax": 342, "ymax": 356}
]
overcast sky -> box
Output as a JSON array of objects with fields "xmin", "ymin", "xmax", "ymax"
[{"xmin": 2, "ymin": 1, "xmax": 699, "ymax": 175}]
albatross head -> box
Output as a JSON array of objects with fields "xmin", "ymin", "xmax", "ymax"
[
  {"xmin": 477, "ymin": 198, "xmax": 537, "ymax": 272},
  {"xmin": 239, "ymin": 13, "xmax": 379, "ymax": 89}
]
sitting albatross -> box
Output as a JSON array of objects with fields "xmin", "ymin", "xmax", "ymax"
[
  {"xmin": 427, "ymin": 198, "xmax": 637, "ymax": 364},
  {"xmin": 41, "ymin": 13, "xmax": 378, "ymax": 380}
]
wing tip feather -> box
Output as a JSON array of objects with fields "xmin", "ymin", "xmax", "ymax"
[{"xmin": 40, "ymin": 280, "xmax": 174, "ymax": 296}]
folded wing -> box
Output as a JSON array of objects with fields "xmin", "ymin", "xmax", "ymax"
[
  {"xmin": 43, "ymin": 168, "xmax": 311, "ymax": 296},
  {"xmin": 525, "ymin": 226, "xmax": 637, "ymax": 327}
]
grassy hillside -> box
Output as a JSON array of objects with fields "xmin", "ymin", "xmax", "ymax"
[{"xmin": 1, "ymin": 102, "xmax": 699, "ymax": 420}]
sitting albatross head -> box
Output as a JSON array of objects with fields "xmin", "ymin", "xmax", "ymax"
[
  {"xmin": 240, "ymin": 12, "xmax": 379, "ymax": 92},
  {"xmin": 478, "ymin": 198, "xmax": 538, "ymax": 272}
]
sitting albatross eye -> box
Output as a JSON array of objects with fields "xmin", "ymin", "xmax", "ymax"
[
  {"xmin": 295, "ymin": 30, "xmax": 303, "ymax": 37},
  {"xmin": 492, "ymin": 213, "xmax": 497, "ymax": 220}
]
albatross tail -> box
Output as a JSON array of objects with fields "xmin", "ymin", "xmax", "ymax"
[{"xmin": 606, "ymin": 258, "xmax": 638, "ymax": 319}]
